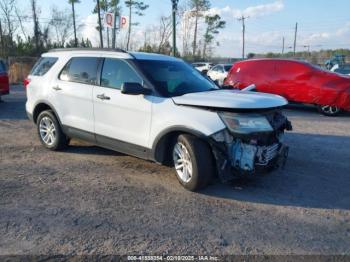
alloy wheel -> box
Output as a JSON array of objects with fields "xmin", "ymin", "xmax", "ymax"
[
  {"xmin": 321, "ymin": 105, "xmax": 340, "ymax": 115},
  {"xmin": 39, "ymin": 116, "xmax": 56, "ymax": 146},
  {"xmin": 173, "ymin": 142, "xmax": 193, "ymax": 183}
]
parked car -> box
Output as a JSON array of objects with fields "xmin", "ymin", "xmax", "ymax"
[
  {"xmin": 25, "ymin": 48, "xmax": 292, "ymax": 191},
  {"xmin": 224, "ymin": 59, "xmax": 350, "ymax": 116},
  {"xmin": 331, "ymin": 64, "xmax": 350, "ymax": 76},
  {"xmin": 0, "ymin": 60, "xmax": 9, "ymax": 99},
  {"xmin": 207, "ymin": 64, "xmax": 233, "ymax": 86},
  {"xmin": 192, "ymin": 62, "xmax": 214, "ymax": 74}
]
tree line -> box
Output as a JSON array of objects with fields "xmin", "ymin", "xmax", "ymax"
[{"xmin": 0, "ymin": 0, "xmax": 227, "ymax": 60}]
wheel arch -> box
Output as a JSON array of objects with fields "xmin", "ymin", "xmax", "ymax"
[
  {"xmin": 151, "ymin": 126, "xmax": 209, "ymax": 165},
  {"xmin": 33, "ymin": 100, "xmax": 62, "ymax": 125}
]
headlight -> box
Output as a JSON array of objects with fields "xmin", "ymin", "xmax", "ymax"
[{"xmin": 218, "ymin": 112, "xmax": 273, "ymax": 134}]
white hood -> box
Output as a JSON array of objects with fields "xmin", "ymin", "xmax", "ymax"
[{"xmin": 172, "ymin": 90, "xmax": 288, "ymax": 109}]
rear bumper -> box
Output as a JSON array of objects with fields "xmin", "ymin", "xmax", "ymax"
[{"xmin": 26, "ymin": 111, "xmax": 34, "ymax": 122}]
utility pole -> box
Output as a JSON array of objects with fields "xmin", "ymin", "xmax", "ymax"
[
  {"xmin": 96, "ymin": 0, "xmax": 104, "ymax": 48},
  {"xmin": 303, "ymin": 45, "xmax": 311, "ymax": 56},
  {"xmin": 282, "ymin": 36, "xmax": 285, "ymax": 55},
  {"xmin": 238, "ymin": 15, "xmax": 248, "ymax": 59},
  {"xmin": 71, "ymin": 1, "xmax": 78, "ymax": 47},
  {"xmin": 112, "ymin": 1, "xmax": 119, "ymax": 49},
  {"xmin": 293, "ymin": 22, "xmax": 298, "ymax": 56},
  {"xmin": 171, "ymin": 0, "xmax": 179, "ymax": 57}
]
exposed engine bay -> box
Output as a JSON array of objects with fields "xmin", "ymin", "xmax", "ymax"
[{"xmin": 209, "ymin": 109, "xmax": 292, "ymax": 182}]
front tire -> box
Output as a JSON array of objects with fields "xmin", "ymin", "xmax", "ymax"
[
  {"xmin": 37, "ymin": 110, "xmax": 69, "ymax": 150},
  {"xmin": 172, "ymin": 134, "xmax": 214, "ymax": 191},
  {"xmin": 317, "ymin": 105, "xmax": 341, "ymax": 116}
]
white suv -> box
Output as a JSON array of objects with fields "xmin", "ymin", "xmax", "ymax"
[{"xmin": 25, "ymin": 48, "xmax": 292, "ymax": 191}]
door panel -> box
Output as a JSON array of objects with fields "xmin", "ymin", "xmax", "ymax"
[
  {"xmin": 51, "ymin": 80, "xmax": 94, "ymax": 132},
  {"xmin": 93, "ymin": 87, "xmax": 152, "ymax": 147},
  {"xmin": 93, "ymin": 58, "xmax": 152, "ymax": 148},
  {"xmin": 50, "ymin": 56, "xmax": 100, "ymax": 133}
]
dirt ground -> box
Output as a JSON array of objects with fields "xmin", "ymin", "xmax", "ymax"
[{"xmin": 0, "ymin": 86, "xmax": 350, "ymax": 256}]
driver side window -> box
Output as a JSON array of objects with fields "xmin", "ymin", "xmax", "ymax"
[{"xmin": 100, "ymin": 58, "xmax": 142, "ymax": 89}]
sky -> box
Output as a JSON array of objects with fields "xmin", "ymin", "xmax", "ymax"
[{"xmin": 15, "ymin": 0, "xmax": 350, "ymax": 57}]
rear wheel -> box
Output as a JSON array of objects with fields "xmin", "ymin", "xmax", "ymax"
[
  {"xmin": 318, "ymin": 105, "xmax": 341, "ymax": 116},
  {"xmin": 172, "ymin": 134, "xmax": 214, "ymax": 191},
  {"xmin": 37, "ymin": 110, "xmax": 69, "ymax": 150}
]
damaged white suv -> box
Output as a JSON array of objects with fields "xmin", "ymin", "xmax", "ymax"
[{"xmin": 25, "ymin": 49, "xmax": 292, "ymax": 191}]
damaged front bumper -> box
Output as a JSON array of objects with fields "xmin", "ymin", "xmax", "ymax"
[{"xmin": 209, "ymin": 111, "xmax": 292, "ymax": 182}]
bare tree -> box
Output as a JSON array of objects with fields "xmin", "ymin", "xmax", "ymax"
[
  {"xmin": 189, "ymin": 0, "xmax": 210, "ymax": 57},
  {"xmin": 15, "ymin": 6, "xmax": 28, "ymax": 41},
  {"xmin": 50, "ymin": 6, "xmax": 73, "ymax": 47},
  {"xmin": 0, "ymin": 0, "xmax": 16, "ymax": 41},
  {"xmin": 157, "ymin": 15, "xmax": 172, "ymax": 53},
  {"xmin": 125, "ymin": 0, "xmax": 149, "ymax": 50},
  {"xmin": 178, "ymin": 4, "xmax": 195, "ymax": 57}
]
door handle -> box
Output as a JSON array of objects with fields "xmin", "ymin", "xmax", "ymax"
[
  {"xmin": 97, "ymin": 94, "xmax": 110, "ymax": 100},
  {"xmin": 52, "ymin": 85, "xmax": 62, "ymax": 91}
]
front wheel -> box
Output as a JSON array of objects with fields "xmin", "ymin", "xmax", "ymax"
[
  {"xmin": 317, "ymin": 105, "xmax": 341, "ymax": 116},
  {"xmin": 172, "ymin": 134, "xmax": 214, "ymax": 191}
]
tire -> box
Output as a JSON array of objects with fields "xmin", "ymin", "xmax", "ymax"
[
  {"xmin": 172, "ymin": 134, "xmax": 214, "ymax": 191},
  {"xmin": 36, "ymin": 110, "xmax": 69, "ymax": 150},
  {"xmin": 317, "ymin": 105, "xmax": 341, "ymax": 116}
]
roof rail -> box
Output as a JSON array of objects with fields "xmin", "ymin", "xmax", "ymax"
[{"xmin": 48, "ymin": 47, "xmax": 128, "ymax": 53}]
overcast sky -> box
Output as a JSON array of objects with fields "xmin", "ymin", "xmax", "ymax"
[{"xmin": 15, "ymin": 0, "xmax": 350, "ymax": 57}]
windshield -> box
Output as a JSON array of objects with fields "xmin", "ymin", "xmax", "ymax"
[
  {"xmin": 224, "ymin": 65, "xmax": 232, "ymax": 72},
  {"xmin": 137, "ymin": 59, "xmax": 217, "ymax": 97}
]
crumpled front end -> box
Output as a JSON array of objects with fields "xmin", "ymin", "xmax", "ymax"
[{"xmin": 209, "ymin": 110, "xmax": 292, "ymax": 182}]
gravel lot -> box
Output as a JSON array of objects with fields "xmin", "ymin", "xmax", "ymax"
[{"xmin": 1, "ymin": 85, "xmax": 350, "ymax": 256}]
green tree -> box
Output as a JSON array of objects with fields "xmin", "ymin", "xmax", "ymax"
[
  {"xmin": 189, "ymin": 0, "xmax": 210, "ymax": 57},
  {"xmin": 93, "ymin": 0, "xmax": 120, "ymax": 48},
  {"xmin": 125, "ymin": 0, "xmax": 149, "ymax": 50},
  {"xmin": 68, "ymin": 0, "xmax": 80, "ymax": 47},
  {"xmin": 202, "ymin": 14, "xmax": 225, "ymax": 59}
]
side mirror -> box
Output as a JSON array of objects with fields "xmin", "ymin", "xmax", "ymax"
[{"xmin": 121, "ymin": 82, "xmax": 151, "ymax": 95}]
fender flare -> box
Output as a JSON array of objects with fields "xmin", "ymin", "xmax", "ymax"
[
  {"xmin": 32, "ymin": 100, "xmax": 62, "ymax": 125},
  {"xmin": 150, "ymin": 126, "xmax": 208, "ymax": 163}
]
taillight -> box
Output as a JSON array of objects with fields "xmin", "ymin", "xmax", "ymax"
[{"xmin": 23, "ymin": 78, "xmax": 30, "ymax": 89}]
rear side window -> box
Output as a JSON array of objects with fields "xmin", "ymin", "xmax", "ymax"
[
  {"xmin": 59, "ymin": 57, "xmax": 99, "ymax": 85},
  {"xmin": 100, "ymin": 58, "xmax": 142, "ymax": 89},
  {"xmin": 31, "ymin": 57, "xmax": 58, "ymax": 76}
]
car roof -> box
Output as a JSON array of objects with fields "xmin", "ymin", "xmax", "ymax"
[
  {"xmin": 45, "ymin": 48, "xmax": 181, "ymax": 62},
  {"xmin": 238, "ymin": 58, "xmax": 310, "ymax": 65}
]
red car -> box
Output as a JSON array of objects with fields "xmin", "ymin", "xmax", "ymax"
[
  {"xmin": 224, "ymin": 59, "xmax": 350, "ymax": 116},
  {"xmin": 0, "ymin": 60, "xmax": 9, "ymax": 99}
]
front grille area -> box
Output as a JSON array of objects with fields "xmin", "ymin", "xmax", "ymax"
[{"xmin": 255, "ymin": 143, "xmax": 280, "ymax": 166}]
